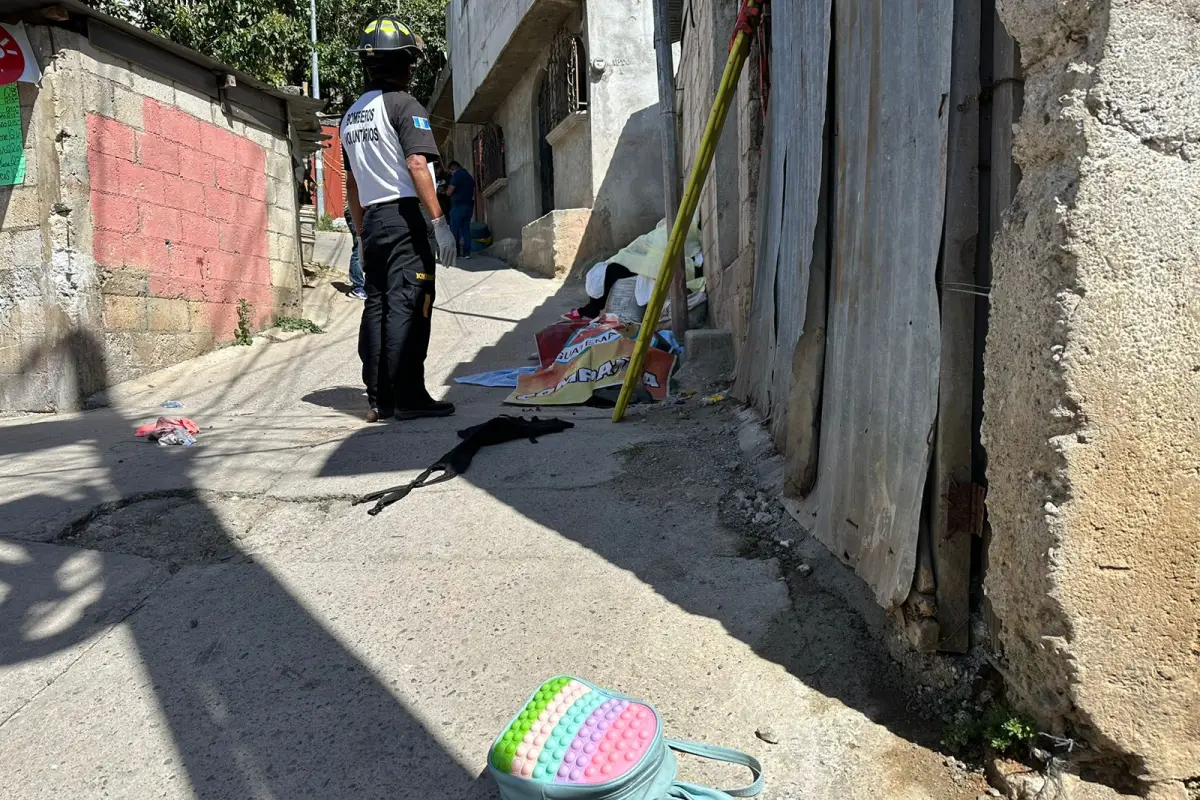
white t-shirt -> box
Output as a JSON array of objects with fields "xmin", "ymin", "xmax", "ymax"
[{"xmin": 341, "ymin": 87, "xmax": 439, "ymax": 207}]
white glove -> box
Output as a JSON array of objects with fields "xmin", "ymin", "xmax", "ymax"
[{"xmin": 432, "ymin": 216, "xmax": 457, "ymax": 267}]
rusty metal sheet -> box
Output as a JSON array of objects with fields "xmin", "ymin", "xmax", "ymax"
[
  {"xmin": 931, "ymin": 0, "xmax": 983, "ymax": 652},
  {"xmin": 808, "ymin": 0, "xmax": 953, "ymax": 609},
  {"xmin": 735, "ymin": 0, "xmax": 833, "ymax": 447}
]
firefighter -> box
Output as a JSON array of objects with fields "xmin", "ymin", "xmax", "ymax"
[{"xmin": 342, "ymin": 15, "xmax": 458, "ymax": 422}]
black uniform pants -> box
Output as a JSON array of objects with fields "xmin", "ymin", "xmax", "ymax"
[{"xmin": 358, "ymin": 199, "xmax": 437, "ymax": 411}]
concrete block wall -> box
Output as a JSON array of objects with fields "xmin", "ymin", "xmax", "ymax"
[
  {"xmin": 87, "ymin": 96, "xmax": 274, "ymax": 373},
  {"xmin": 0, "ymin": 26, "xmax": 102, "ymax": 412},
  {"xmin": 0, "ymin": 25, "xmax": 302, "ymax": 411},
  {"xmin": 983, "ymin": 0, "xmax": 1200, "ymax": 788}
]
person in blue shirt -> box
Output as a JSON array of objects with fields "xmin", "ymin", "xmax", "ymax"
[{"xmin": 445, "ymin": 161, "xmax": 476, "ymax": 260}]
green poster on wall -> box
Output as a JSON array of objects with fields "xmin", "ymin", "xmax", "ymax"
[{"xmin": 0, "ymin": 84, "xmax": 26, "ymax": 186}]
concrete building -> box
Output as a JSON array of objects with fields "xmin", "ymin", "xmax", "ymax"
[
  {"xmin": 983, "ymin": 0, "xmax": 1200, "ymax": 790},
  {"xmin": 673, "ymin": 0, "xmax": 1198, "ymax": 792},
  {"xmin": 428, "ymin": 0, "xmax": 669, "ymax": 276},
  {"xmin": 0, "ymin": 2, "xmax": 321, "ymax": 412}
]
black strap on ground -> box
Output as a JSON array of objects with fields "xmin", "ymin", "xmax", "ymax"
[{"xmin": 355, "ymin": 415, "xmax": 575, "ymax": 515}]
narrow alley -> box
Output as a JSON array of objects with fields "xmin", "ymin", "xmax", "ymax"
[
  {"xmin": 3, "ymin": 0, "xmax": 1197, "ymax": 797},
  {"xmin": 1, "ymin": 243, "xmax": 985, "ymax": 798}
]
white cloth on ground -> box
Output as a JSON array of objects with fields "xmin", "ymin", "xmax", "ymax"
[
  {"xmin": 584, "ymin": 261, "xmax": 609, "ymax": 299},
  {"xmin": 635, "ymin": 276, "xmax": 654, "ymax": 306}
]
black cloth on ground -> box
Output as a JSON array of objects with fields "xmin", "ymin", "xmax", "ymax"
[{"xmin": 355, "ymin": 415, "xmax": 575, "ymax": 515}]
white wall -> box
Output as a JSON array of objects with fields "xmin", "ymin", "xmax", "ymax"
[{"xmin": 583, "ymin": 0, "xmax": 665, "ymax": 250}]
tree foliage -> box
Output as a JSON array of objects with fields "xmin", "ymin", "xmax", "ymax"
[
  {"xmin": 87, "ymin": 0, "xmax": 447, "ymax": 114},
  {"xmin": 315, "ymin": 0, "xmax": 447, "ymax": 113}
]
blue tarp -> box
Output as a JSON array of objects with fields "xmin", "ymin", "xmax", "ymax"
[{"xmin": 454, "ymin": 367, "xmax": 537, "ymax": 388}]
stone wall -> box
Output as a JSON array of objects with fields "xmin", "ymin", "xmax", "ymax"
[
  {"xmin": 0, "ymin": 26, "xmax": 301, "ymax": 412},
  {"xmin": 983, "ymin": 0, "xmax": 1199, "ymax": 788}
]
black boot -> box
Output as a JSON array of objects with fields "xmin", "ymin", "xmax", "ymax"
[{"xmin": 394, "ymin": 400, "xmax": 456, "ymax": 420}]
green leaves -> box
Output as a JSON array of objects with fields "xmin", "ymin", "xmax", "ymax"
[
  {"xmin": 86, "ymin": 0, "xmax": 448, "ymax": 113},
  {"xmin": 987, "ymin": 714, "xmax": 1037, "ymax": 753},
  {"xmin": 942, "ymin": 706, "xmax": 1039, "ymax": 756},
  {"xmin": 315, "ymin": 0, "xmax": 447, "ymax": 112}
]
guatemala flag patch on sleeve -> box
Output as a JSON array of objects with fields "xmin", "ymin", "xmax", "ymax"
[{"xmin": 412, "ymin": 116, "xmax": 432, "ymax": 130}]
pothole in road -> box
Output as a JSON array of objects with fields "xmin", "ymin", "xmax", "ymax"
[{"xmin": 54, "ymin": 493, "xmax": 340, "ymax": 566}]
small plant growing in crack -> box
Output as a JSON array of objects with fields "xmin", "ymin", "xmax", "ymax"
[
  {"xmin": 235, "ymin": 299, "xmax": 253, "ymax": 346},
  {"xmin": 942, "ymin": 705, "xmax": 1038, "ymax": 756}
]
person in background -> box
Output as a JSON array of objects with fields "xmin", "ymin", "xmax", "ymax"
[
  {"xmin": 344, "ymin": 201, "xmax": 367, "ymax": 300},
  {"xmin": 436, "ymin": 168, "xmax": 453, "ymax": 221},
  {"xmin": 445, "ymin": 161, "xmax": 475, "ymax": 260},
  {"xmin": 299, "ymin": 167, "xmax": 317, "ymax": 206}
]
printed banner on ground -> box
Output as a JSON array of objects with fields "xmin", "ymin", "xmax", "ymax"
[{"xmin": 506, "ymin": 315, "xmax": 675, "ymax": 406}]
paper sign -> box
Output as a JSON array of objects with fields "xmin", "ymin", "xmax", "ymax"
[
  {"xmin": 0, "ymin": 85, "xmax": 26, "ymax": 185},
  {"xmin": 0, "ymin": 23, "xmax": 42, "ymax": 85}
]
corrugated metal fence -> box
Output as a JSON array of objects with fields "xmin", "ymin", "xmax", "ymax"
[{"xmin": 731, "ymin": 0, "xmax": 1011, "ymax": 651}]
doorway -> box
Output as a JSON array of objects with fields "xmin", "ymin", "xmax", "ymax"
[{"xmin": 536, "ymin": 72, "xmax": 555, "ymax": 216}]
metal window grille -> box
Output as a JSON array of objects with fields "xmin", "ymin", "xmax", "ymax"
[
  {"xmin": 472, "ymin": 123, "xmax": 506, "ymax": 191},
  {"xmin": 541, "ymin": 31, "xmax": 587, "ymax": 131}
]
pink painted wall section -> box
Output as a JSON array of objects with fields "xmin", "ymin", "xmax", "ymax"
[{"xmin": 87, "ymin": 98, "xmax": 272, "ymax": 340}]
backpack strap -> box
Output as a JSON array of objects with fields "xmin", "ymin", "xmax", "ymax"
[{"xmin": 665, "ymin": 738, "xmax": 764, "ymax": 798}]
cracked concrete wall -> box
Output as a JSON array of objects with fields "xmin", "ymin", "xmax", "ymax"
[
  {"xmin": 983, "ymin": 0, "xmax": 1199, "ymax": 786},
  {"xmin": 1, "ymin": 26, "xmax": 301, "ymax": 413},
  {"xmin": 0, "ymin": 25, "xmax": 103, "ymax": 412}
]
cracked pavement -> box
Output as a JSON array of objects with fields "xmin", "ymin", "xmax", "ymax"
[{"xmin": 0, "ymin": 237, "xmax": 983, "ymax": 799}]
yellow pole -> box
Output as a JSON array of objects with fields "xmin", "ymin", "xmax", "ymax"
[{"xmin": 612, "ymin": 1, "xmax": 762, "ymax": 422}]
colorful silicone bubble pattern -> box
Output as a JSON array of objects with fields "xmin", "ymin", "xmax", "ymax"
[
  {"xmin": 543, "ymin": 691, "xmax": 607, "ymax": 780},
  {"xmin": 492, "ymin": 676, "xmax": 573, "ymax": 773},
  {"xmin": 492, "ymin": 679, "xmax": 659, "ymax": 785},
  {"xmin": 575, "ymin": 703, "xmax": 657, "ymax": 784},
  {"xmin": 508, "ymin": 680, "xmax": 591, "ymax": 780}
]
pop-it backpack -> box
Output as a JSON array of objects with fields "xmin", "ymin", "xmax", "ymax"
[{"xmin": 489, "ymin": 676, "xmax": 764, "ymax": 800}]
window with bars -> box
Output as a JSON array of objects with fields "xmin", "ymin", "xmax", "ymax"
[
  {"xmin": 540, "ymin": 31, "xmax": 588, "ymax": 132},
  {"xmin": 472, "ymin": 123, "xmax": 506, "ymax": 191}
]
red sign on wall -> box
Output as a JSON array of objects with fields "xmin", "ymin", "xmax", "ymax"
[
  {"xmin": 0, "ymin": 32, "xmax": 25, "ymax": 85},
  {"xmin": 0, "ymin": 23, "xmax": 42, "ymax": 85}
]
